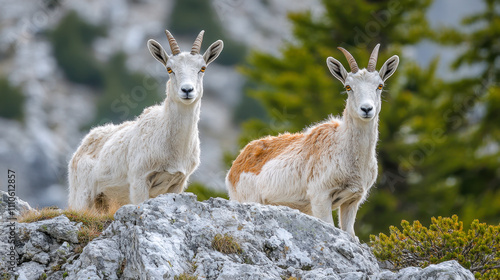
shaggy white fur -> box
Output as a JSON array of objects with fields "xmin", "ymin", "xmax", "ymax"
[{"xmin": 68, "ymin": 30, "xmax": 223, "ymax": 210}]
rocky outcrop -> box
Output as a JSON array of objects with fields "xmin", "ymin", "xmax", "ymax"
[
  {"xmin": 0, "ymin": 193, "xmax": 474, "ymax": 279},
  {"xmin": 0, "ymin": 215, "xmax": 80, "ymax": 280},
  {"xmin": 0, "ymin": 191, "xmax": 33, "ymax": 223}
]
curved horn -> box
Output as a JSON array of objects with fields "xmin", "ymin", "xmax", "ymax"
[
  {"xmin": 367, "ymin": 43, "xmax": 380, "ymax": 72},
  {"xmin": 165, "ymin": 30, "xmax": 181, "ymax": 55},
  {"xmin": 191, "ymin": 30, "xmax": 205, "ymax": 55},
  {"xmin": 337, "ymin": 47, "xmax": 359, "ymax": 73}
]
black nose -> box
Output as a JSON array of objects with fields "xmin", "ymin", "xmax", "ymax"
[
  {"xmin": 361, "ymin": 106, "xmax": 373, "ymax": 113},
  {"xmin": 181, "ymin": 86, "xmax": 194, "ymax": 94}
]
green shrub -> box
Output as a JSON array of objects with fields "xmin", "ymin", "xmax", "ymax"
[
  {"xmin": 169, "ymin": 0, "xmax": 246, "ymax": 65},
  {"xmin": 185, "ymin": 182, "xmax": 228, "ymax": 201},
  {"xmin": 93, "ymin": 52, "xmax": 161, "ymax": 126},
  {"xmin": 49, "ymin": 11, "xmax": 106, "ymax": 87},
  {"xmin": 370, "ymin": 215, "xmax": 500, "ymax": 279}
]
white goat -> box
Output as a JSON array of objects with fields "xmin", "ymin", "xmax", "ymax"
[
  {"xmin": 68, "ymin": 30, "xmax": 223, "ymax": 210},
  {"xmin": 226, "ymin": 44, "xmax": 399, "ymax": 237}
]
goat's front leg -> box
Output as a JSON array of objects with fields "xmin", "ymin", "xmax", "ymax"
[
  {"xmin": 310, "ymin": 192, "xmax": 335, "ymax": 226},
  {"xmin": 130, "ymin": 176, "xmax": 150, "ymax": 205},
  {"xmin": 339, "ymin": 195, "xmax": 362, "ymax": 237}
]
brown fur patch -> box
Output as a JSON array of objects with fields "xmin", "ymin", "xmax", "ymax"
[
  {"xmin": 228, "ymin": 120, "xmax": 340, "ymax": 188},
  {"xmin": 228, "ymin": 133, "xmax": 303, "ymax": 187},
  {"xmin": 303, "ymin": 121, "xmax": 340, "ymax": 181}
]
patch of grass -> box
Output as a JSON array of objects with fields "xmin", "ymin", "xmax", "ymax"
[
  {"xmin": 73, "ymin": 246, "xmax": 83, "ymax": 254},
  {"xmin": 280, "ymin": 273, "xmax": 299, "ymax": 280},
  {"xmin": 300, "ymin": 265, "xmax": 312, "ymax": 271},
  {"xmin": 19, "ymin": 208, "xmax": 63, "ymax": 223},
  {"xmin": 211, "ymin": 233, "xmax": 242, "ymax": 254},
  {"xmin": 62, "ymin": 271, "xmax": 69, "ymax": 278},
  {"xmin": 38, "ymin": 273, "xmax": 47, "ymax": 280},
  {"xmin": 174, "ymin": 273, "xmax": 198, "ymax": 280},
  {"xmin": 51, "ymin": 264, "xmax": 62, "ymax": 271},
  {"xmin": 1, "ymin": 272, "xmax": 11, "ymax": 280},
  {"xmin": 18, "ymin": 204, "xmax": 119, "ymax": 247}
]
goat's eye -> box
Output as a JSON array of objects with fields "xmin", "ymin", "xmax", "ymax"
[
  {"xmin": 345, "ymin": 85, "xmax": 352, "ymax": 91},
  {"xmin": 167, "ymin": 67, "xmax": 173, "ymax": 74},
  {"xmin": 378, "ymin": 84, "xmax": 383, "ymax": 90},
  {"xmin": 200, "ymin": 66, "xmax": 206, "ymax": 73}
]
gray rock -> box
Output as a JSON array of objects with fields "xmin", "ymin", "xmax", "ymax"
[
  {"xmin": 0, "ymin": 193, "xmax": 474, "ymax": 280},
  {"xmin": 379, "ymin": 260, "xmax": 475, "ymax": 279},
  {"xmin": 65, "ymin": 193, "xmax": 474, "ymax": 280},
  {"xmin": 16, "ymin": 262, "xmax": 45, "ymax": 280},
  {"xmin": 0, "ymin": 191, "xmax": 33, "ymax": 222},
  {"xmin": 0, "ymin": 214, "xmax": 80, "ymax": 279},
  {"xmin": 36, "ymin": 215, "xmax": 80, "ymax": 244}
]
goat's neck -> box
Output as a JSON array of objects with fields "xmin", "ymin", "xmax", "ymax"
[
  {"xmin": 339, "ymin": 108, "xmax": 379, "ymax": 161},
  {"xmin": 162, "ymin": 82, "xmax": 200, "ymax": 149}
]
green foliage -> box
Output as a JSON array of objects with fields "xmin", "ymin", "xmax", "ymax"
[
  {"xmin": 236, "ymin": 0, "xmax": 500, "ymax": 241},
  {"xmin": 437, "ymin": 0, "xmax": 500, "ymax": 81},
  {"xmin": 211, "ymin": 233, "xmax": 242, "ymax": 254},
  {"xmin": 0, "ymin": 78, "xmax": 24, "ymax": 121},
  {"xmin": 169, "ymin": 0, "xmax": 246, "ymax": 65},
  {"xmin": 49, "ymin": 12, "xmax": 162, "ymax": 127},
  {"xmin": 186, "ymin": 183, "xmax": 228, "ymax": 201},
  {"xmin": 423, "ymin": 0, "xmax": 500, "ymax": 228},
  {"xmin": 232, "ymin": 82, "xmax": 268, "ymax": 124},
  {"xmin": 370, "ymin": 216, "xmax": 500, "ymax": 279},
  {"xmin": 49, "ymin": 11, "xmax": 106, "ymax": 87},
  {"xmin": 93, "ymin": 52, "xmax": 161, "ymax": 126}
]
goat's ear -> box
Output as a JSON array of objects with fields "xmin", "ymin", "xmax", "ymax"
[
  {"xmin": 326, "ymin": 57, "xmax": 348, "ymax": 85},
  {"xmin": 147, "ymin": 39, "xmax": 169, "ymax": 66},
  {"xmin": 203, "ymin": 40, "xmax": 224, "ymax": 65},
  {"xmin": 379, "ymin": 55, "xmax": 399, "ymax": 82}
]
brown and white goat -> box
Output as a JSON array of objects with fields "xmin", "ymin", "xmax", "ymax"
[{"xmin": 226, "ymin": 44, "xmax": 399, "ymax": 237}]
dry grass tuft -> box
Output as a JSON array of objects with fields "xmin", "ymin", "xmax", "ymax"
[
  {"xmin": 18, "ymin": 200, "xmax": 121, "ymax": 248},
  {"xmin": 174, "ymin": 273, "xmax": 198, "ymax": 280},
  {"xmin": 211, "ymin": 233, "xmax": 242, "ymax": 254}
]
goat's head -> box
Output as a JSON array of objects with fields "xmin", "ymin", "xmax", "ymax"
[
  {"xmin": 147, "ymin": 30, "xmax": 224, "ymax": 105},
  {"xmin": 326, "ymin": 44, "xmax": 399, "ymax": 122}
]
